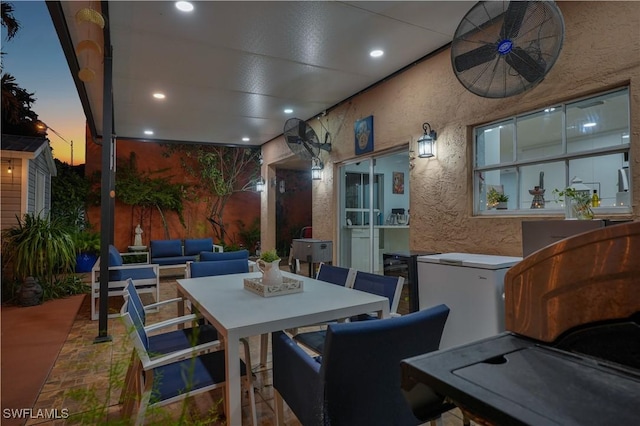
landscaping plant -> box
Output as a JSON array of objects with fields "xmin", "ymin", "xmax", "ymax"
[{"xmin": 1, "ymin": 213, "xmax": 78, "ymax": 302}]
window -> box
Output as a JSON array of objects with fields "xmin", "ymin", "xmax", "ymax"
[{"xmin": 474, "ymin": 88, "xmax": 630, "ymax": 215}]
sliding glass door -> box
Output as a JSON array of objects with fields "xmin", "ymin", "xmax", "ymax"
[{"xmin": 339, "ymin": 150, "xmax": 409, "ymax": 273}]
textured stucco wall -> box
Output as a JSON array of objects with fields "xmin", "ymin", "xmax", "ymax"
[{"xmin": 262, "ymin": 1, "xmax": 640, "ymax": 259}]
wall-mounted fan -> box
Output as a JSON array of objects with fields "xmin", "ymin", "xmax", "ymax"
[
  {"xmin": 283, "ymin": 118, "xmax": 331, "ymax": 160},
  {"xmin": 451, "ymin": 1, "xmax": 564, "ymax": 98}
]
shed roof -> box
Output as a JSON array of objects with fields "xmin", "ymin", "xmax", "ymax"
[{"xmin": 1, "ymin": 134, "xmax": 57, "ymax": 176}]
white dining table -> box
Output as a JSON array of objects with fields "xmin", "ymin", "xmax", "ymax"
[{"xmin": 176, "ymin": 270, "xmax": 390, "ymax": 426}]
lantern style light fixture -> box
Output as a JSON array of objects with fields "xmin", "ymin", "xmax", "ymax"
[
  {"xmin": 417, "ymin": 122, "xmax": 437, "ymax": 158},
  {"xmin": 255, "ymin": 176, "xmax": 265, "ymax": 192},
  {"xmin": 311, "ymin": 157, "xmax": 324, "ymax": 180}
]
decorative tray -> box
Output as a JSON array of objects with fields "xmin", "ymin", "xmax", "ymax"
[{"xmin": 244, "ymin": 276, "xmax": 303, "ymax": 297}]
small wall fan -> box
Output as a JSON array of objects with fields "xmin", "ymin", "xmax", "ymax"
[
  {"xmin": 451, "ymin": 1, "xmax": 565, "ymax": 98},
  {"xmin": 283, "ymin": 118, "xmax": 331, "ymax": 160}
]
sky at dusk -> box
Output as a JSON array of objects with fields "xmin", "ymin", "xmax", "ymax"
[{"xmin": 2, "ymin": 0, "xmax": 86, "ymax": 165}]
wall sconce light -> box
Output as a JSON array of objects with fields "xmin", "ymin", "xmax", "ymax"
[
  {"xmin": 417, "ymin": 122, "xmax": 437, "ymax": 158},
  {"xmin": 255, "ymin": 176, "xmax": 265, "ymax": 192},
  {"xmin": 311, "ymin": 157, "xmax": 324, "ymax": 180}
]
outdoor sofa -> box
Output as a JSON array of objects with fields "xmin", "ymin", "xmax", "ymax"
[{"xmin": 150, "ymin": 238, "xmax": 223, "ymax": 269}]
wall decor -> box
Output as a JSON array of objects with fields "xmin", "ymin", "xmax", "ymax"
[
  {"xmin": 355, "ymin": 115, "xmax": 374, "ymax": 155},
  {"xmin": 393, "ymin": 172, "xmax": 405, "ymax": 194}
]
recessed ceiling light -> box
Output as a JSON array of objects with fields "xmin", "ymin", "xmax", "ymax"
[
  {"xmin": 153, "ymin": 93, "xmax": 165, "ymax": 99},
  {"xmin": 144, "ymin": 130, "xmax": 154, "ymax": 135},
  {"xmin": 370, "ymin": 49, "xmax": 384, "ymax": 58},
  {"xmin": 175, "ymin": 1, "xmax": 194, "ymax": 12},
  {"xmin": 583, "ymin": 122, "xmax": 597, "ymax": 128},
  {"xmin": 242, "ymin": 137, "xmax": 250, "ymax": 142},
  {"xmin": 284, "ymin": 108, "xmax": 293, "ymax": 114}
]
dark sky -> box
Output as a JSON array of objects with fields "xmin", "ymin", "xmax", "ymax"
[{"xmin": 2, "ymin": 0, "xmax": 86, "ymax": 164}]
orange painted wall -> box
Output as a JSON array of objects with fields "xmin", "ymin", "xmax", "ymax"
[{"xmin": 85, "ymin": 135, "xmax": 264, "ymax": 252}]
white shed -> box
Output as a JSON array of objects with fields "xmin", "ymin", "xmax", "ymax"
[{"xmin": 1, "ymin": 134, "xmax": 57, "ymax": 230}]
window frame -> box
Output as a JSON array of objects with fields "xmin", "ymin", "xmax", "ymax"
[{"xmin": 473, "ymin": 87, "xmax": 631, "ymax": 216}]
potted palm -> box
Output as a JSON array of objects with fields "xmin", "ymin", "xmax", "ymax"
[
  {"xmin": 1, "ymin": 213, "xmax": 76, "ymax": 305},
  {"xmin": 73, "ymin": 230, "xmax": 101, "ymax": 272}
]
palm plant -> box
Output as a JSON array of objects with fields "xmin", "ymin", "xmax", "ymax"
[{"xmin": 2, "ymin": 213, "xmax": 76, "ymax": 290}]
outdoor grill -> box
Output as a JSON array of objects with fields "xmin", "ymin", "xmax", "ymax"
[{"xmin": 400, "ymin": 221, "xmax": 640, "ymax": 425}]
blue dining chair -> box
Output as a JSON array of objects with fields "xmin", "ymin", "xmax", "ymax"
[
  {"xmin": 186, "ymin": 258, "xmax": 249, "ymax": 278},
  {"xmin": 292, "ymin": 263, "xmax": 356, "ymax": 350},
  {"xmin": 272, "ymin": 304, "xmax": 451, "ymax": 426},
  {"xmin": 351, "ymin": 270, "xmax": 404, "ymax": 319},
  {"xmin": 294, "ymin": 270, "xmax": 404, "ymax": 354},
  {"xmin": 120, "ymin": 289, "xmax": 257, "ymax": 425},
  {"xmin": 119, "ymin": 280, "xmax": 221, "ymax": 407},
  {"xmin": 315, "ymin": 263, "xmax": 356, "ymax": 288}
]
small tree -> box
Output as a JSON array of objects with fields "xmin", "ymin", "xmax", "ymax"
[{"xmin": 164, "ymin": 144, "xmax": 260, "ymax": 244}]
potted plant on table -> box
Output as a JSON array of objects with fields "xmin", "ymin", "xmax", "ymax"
[
  {"xmin": 487, "ymin": 188, "xmax": 509, "ymax": 210},
  {"xmin": 257, "ymin": 249, "xmax": 283, "ymax": 286}
]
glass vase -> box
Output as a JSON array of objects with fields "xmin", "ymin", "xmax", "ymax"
[{"xmin": 566, "ymin": 199, "xmax": 593, "ymax": 220}]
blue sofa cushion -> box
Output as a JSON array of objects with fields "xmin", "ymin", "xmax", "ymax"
[
  {"xmin": 151, "ymin": 239, "xmax": 183, "ymax": 258},
  {"xmin": 152, "ymin": 255, "xmax": 197, "ymax": 266},
  {"xmin": 184, "ymin": 238, "xmax": 214, "ymax": 256},
  {"xmin": 189, "ymin": 259, "xmax": 249, "ymax": 278},
  {"xmin": 108, "ymin": 245, "xmax": 123, "ymax": 266},
  {"xmin": 113, "ymin": 266, "xmax": 157, "ymax": 283},
  {"xmin": 108, "ymin": 245, "xmax": 124, "ymax": 281},
  {"xmin": 200, "ymin": 249, "xmax": 249, "ymax": 261}
]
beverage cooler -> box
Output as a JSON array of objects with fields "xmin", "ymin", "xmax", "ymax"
[
  {"xmin": 383, "ymin": 251, "xmax": 438, "ymax": 315},
  {"xmin": 417, "ymin": 253, "xmax": 522, "ymax": 349},
  {"xmin": 291, "ymin": 239, "xmax": 333, "ymax": 277}
]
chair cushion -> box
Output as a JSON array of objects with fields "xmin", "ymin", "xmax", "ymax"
[
  {"xmin": 200, "ymin": 249, "xmax": 249, "ymax": 261},
  {"xmin": 184, "ymin": 238, "xmax": 213, "ymax": 256},
  {"xmin": 151, "ymin": 255, "xmax": 197, "ymax": 266},
  {"xmin": 155, "ymin": 350, "xmax": 247, "ymax": 402},
  {"xmin": 293, "ymin": 330, "xmax": 328, "ymax": 354},
  {"xmin": 108, "ymin": 245, "xmax": 123, "ymax": 266},
  {"xmin": 111, "ymin": 266, "xmax": 157, "ymax": 282},
  {"xmin": 149, "ymin": 325, "xmax": 219, "ymax": 355},
  {"xmin": 150, "ymin": 239, "xmax": 183, "ymax": 258}
]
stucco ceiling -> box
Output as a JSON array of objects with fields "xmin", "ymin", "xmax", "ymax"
[{"xmin": 50, "ymin": 0, "xmax": 477, "ymax": 155}]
